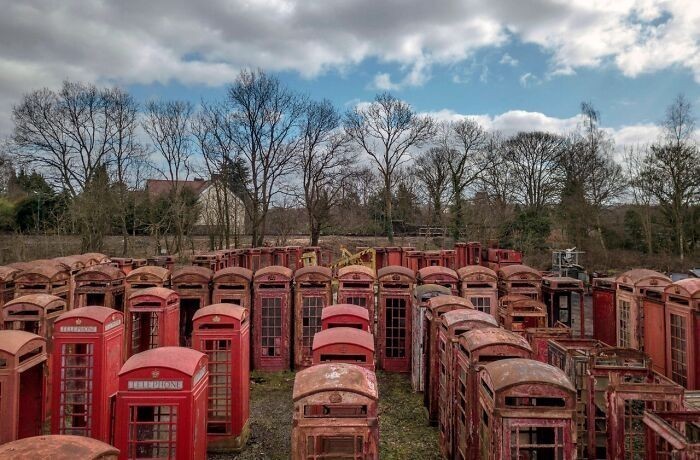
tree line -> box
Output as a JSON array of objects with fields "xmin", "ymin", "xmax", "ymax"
[{"xmin": 1, "ymin": 69, "xmax": 699, "ymax": 265}]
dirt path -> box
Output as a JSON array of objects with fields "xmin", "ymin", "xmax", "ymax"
[{"xmin": 212, "ymin": 370, "xmax": 439, "ymax": 459}]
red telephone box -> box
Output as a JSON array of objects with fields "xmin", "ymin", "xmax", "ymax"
[
  {"xmin": 127, "ymin": 287, "xmax": 180, "ymax": 357},
  {"xmin": 524, "ymin": 325, "xmax": 572, "ymax": 362},
  {"xmin": 115, "ymin": 347, "xmax": 208, "ymax": 460},
  {"xmin": 285, "ymin": 246, "xmax": 303, "ymax": 271},
  {"xmin": 542, "ymin": 276, "xmax": 585, "ymax": 334},
  {"xmin": 497, "ymin": 296, "xmax": 547, "ymax": 334},
  {"xmin": 643, "ymin": 410, "xmax": 700, "ymax": 460},
  {"xmin": 423, "ymin": 250, "xmax": 442, "ymax": 267},
  {"xmin": 312, "ymin": 327, "xmax": 375, "ymax": 370},
  {"xmin": 437, "ymin": 310, "xmax": 498, "ymax": 458},
  {"xmin": 294, "ymin": 266, "xmax": 332, "ymax": 369},
  {"xmin": 74, "ymin": 264, "xmax": 126, "ymax": 312},
  {"xmin": 248, "ymin": 248, "xmax": 262, "ymax": 272},
  {"xmin": 51, "ymin": 306, "xmax": 124, "ymax": 442},
  {"xmin": 80, "ymin": 253, "xmax": 111, "ymax": 267},
  {"xmin": 642, "ymin": 282, "xmax": 670, "ymax": 375},
  {"xmin": 292, "ymin": 363, "xmax": 379, "ymax": 459},
  {"xmin": 405, "ymin": 250, "xmax": 423, "ymax": 272},
  {"xmin": 385, "ymin": 246, "xmax": 402, "ymax": 266},
  {"xmin": 212, "ymin": 267, "xmax": 252, "ymax": 309},
  {"xmin": 0, "ymin": 330, "xmax": 47, "ymax": 444},
  {"xmin": 321, "ymin": 304, "xmax": 370, "ymax": 331},
  {"xmin": 0, "ymin": 434, "xmax": 119, "ymax": 459},
  {"xmin": 592, "ymin": 277, "xmax": 617, "ymax": 345},
  {"xmin": 271, "ymin": 247, "xmax": 287, "ymax": 267},
  {"xmin": 171, "ymin": 266, "xmax": 213, "ymax": 346},
  {"xmin": 146, "ymin": 255, "xmax": 175, "ymax": 272},
  {"xmin": 14, "ymin": 263, "xmax": 72, "ymax": 310},
  {"xmin": 0, "ymin": 265, "xmax": 19, "ymax": 310},
  {"xmin": 124, "ymin": 266, "xmax": 171, "ymax": 299},
  {"xmin": 253, "ymin": 266, "xmax": 292, "ymax": 371},
  {"xmin": 110, "ymin": 257, "xmax": 134, "ymax": 275},
  {"xmin": 615, "ymin": 269, "xmax": 671, "ymax": 351},
  {"xmin": 192, "ymin": 304, "xmax": 250, "ymax": 451},
  {"xmin": 452, "ymin": 328, "xmax": 533, "ymax": 460},
  {"xmin": 477, "ymin": 359, "xmax": 577, "ymax": 460},
  {"xmin": 466, "ymin": 241, "xmax": 481, "ymax": 265},
  {"xmin": 417, "ymin": 266, "xmax": 459, "ymax": 295},
  {"xmin": 337, "ymin": 265, "xmax": 376, "ymax": 331},
  {"xmin": 664, "ymin": 278, "xmax": 699, "ymax": 389},
  {"xmin": 457, "ymin": 265, "xmax": 498, "ymax": 316},
  {"xmin": 192, "ymin": 253, "xmax": 218, "ymax": 272},
  {"xmin": 376, "ymin": 265, "xmax": 415, "ymax": 373},
  {"xmin": 497, "ymin": 264, "xmax": 542, "ymax": 300},
  {"xmin": 3, "ymin": 293, "xmax": 66, "ymax": 350},
  {"xmin": 441, "ymin": 249, "xmax": 456, "ymax": 270},
  {"xmin": 424, "ymin": 295, "xmax": 473, "ymax": 425},
  {"xmin": 412, "ymin": 284, "xmax": 451, "ymax": 392},
  {"xmin": 454, "ymin": 243, "xmax": 467, "ymax": 269}
]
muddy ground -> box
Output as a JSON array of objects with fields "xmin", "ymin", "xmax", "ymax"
[{"xmin": 210, "ymin": 371, "xmax": 440, "ymax": 459}]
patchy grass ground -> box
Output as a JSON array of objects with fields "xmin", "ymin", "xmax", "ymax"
[{"xmin": 214, "ymin": 370, "xmax": 439, "ymax": 459}]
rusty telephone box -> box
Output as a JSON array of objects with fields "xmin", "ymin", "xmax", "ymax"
[
  {"xmin": 292, "ymin": 363, "xmax": 379, "ymax": 459},
  {"xmin": 0, "ymin": 434, "xmax": 119, "ymax": 459},
  {"xmin": 437, "ymin": 310, "xmax": 497, "ymax": 458},
  {"xmin": 321, "ymin": 304, "xmax": 371, "ymax": 331},
  {"xmin": 192, "ymin": 304, "xmax": 250, "ymax": 451},
  {"xmin": 643, "ymin": 410, "xmax": 700, "ymax": 459},
  {"xmin": 497, "ymin": 264, "xmax": 542, "ymax": 300},
  {"xmin": 336, "ymin": 265, "xmax": 376, "ymax": 332},
  {"xmin": 542, "ymin": 276, "xmax": 585, "ymax": 334},
  {"xmin": 615, "ymin": 269, "xmax": 671, "ymax": 352},
  {"xmin": 477, "ymin": 359, "xmax": 577, "ymax": 460},
  {"xmin": 110, "ymin": 257, "xmax": 134, "ymax": 275},
  {"xmin": 192, "ymin": 253, "xmax": 218, "ymax": 272},
  {"xmin": 294, "ymin": 266, "xmax": 332, "ymax": 369},
  {"xmin": 411, "ymin": 284, "xmax": 451, "ymax": 392},
  {"xmin": 114, "ymin": 347, "xmax": 208, "ymax": 460},
  {"xmin": 405, "ymin": 250, "xmax": 423, "ymax": 272},
  {"xmin": 664, "ymin": 278, "xmax": 700, "ymax": 389},
  {"xmin": 424, "ymin": 295, "xmax": 473, "ymax": 425},
  {"xmin": 377, "ymin": 265, "xmax": 415, "ymax": 373},
  {"xmin": 592, "ymin": 277, "xmax": 617, "ymax": 346},
  {"xmin": 171, "ymin": 266, "xmax": 213, "ymax": 346},
  {"xmin": 124, "ymin": 266, "xmax": 171, "ymax": 299},
  {"xmin": 312, "ymin": 327, "xmax": 375, "ymax": 370},
  {"xmin": 524, "ymin": 324, "xmax": 572, "ymax": 363},
  {"xmin": 212, "ymin": 267, "xmax": 252, "ymax": 309},
  {"xmin": 497, "ymin": 295, "xmax": 547, "ymax": 334},
  {"xmin": 547, "ymin": 338, "xmax": 608, "ymax": 459},
  {"xmin": 126, "ymin": 287, "xmax": 180, "ymax": 357},
  {"xmin": 80, "ymin": 253, "xmax": 110, "ymax": 267},
  {"xmin": 0, "ymin": 330, "xmax": 47, "ymax": 444},
  {"xmin": 417, "ymin": 266, "xmax": 459, "ymax": 295},
  {"xmin": 74, "ymin": 264, "xmax": 126, "ymax": 311},
  {"xmin": 452, "ymin": 328, "xmax": 533, "ymax": 460},
  {"xmin": 0, "ymin": 266, "xmax": 19, "ymax": 310},
  {"xmin": 457, "ymin": 265, "xmax": 498, "ymax": 317},
  {"xmin": 253, "ymin": 266, "xmax": 293, "ymax": 371},
  {"xmin": 51, "ymin": 307, "xmax": 124, "ymax": 442},
  {"xmin": 14, "ymin": 263, "xmax": 72, "ymax": 310}
]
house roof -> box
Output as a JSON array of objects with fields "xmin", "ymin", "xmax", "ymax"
[{"xmin": 146, "ymin": 178, "xmax": 210, "ymax": 197}]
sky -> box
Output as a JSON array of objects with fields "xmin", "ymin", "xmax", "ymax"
[{"xmin": 1, "ymin": 0, "xmax": 700, "ymax": 148}]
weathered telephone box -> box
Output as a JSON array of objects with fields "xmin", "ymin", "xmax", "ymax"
[
  {"xmin": 171, "ymin": 266, "xmax": 213, "ymax": 346},
  {"xmin": 74, "ymin": 264, "xmax": 126, "ymax": 311},
  {"xmin": 377, "ymin": 265, "xmax": 415, "ymax": 372},
  {"xmin": 127, "ymin": 287, "xmax": 180, "ymax": 357},
  {"xmin": 253, "ymin": 266, "xmax": 293, "ymax": 371},
  {"xmin": 293, "ymin": 266, "xmax": 332, "ymax": 369}
]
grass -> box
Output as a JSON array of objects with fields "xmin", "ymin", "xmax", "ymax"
[{"xmin": 214, "ymin": 370, "xmax": 439, "ymax": 459}]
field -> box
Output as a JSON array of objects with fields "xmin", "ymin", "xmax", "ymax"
[{"xmin": 215, "ymin": 371, "xmax": 440, "ymax": 460}]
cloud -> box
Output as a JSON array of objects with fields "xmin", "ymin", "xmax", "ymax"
[
  {"xmin": 371, "ymin": 73, "xmax": 401, "ymax": 91},
  {"xmin": 499, "ymin": 53, "xmax": 519, "ymax": 66},
  {"xmin": 0, "ymin": 0, "xmax": 699, "ymax": 136},
  {"xmin": 519, "ymin": 72, "xmax": 541, "ymax": 87}
]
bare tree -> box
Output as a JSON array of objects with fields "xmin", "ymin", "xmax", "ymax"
[
  {"xmin": 226, "ymin": 69, "xmax": 305, "ymax": 247},
  {"xmin": 503, "ymin": 131, "xmax": 567, "ymax": 211},
  {"xmin": 105, "ymin": 87, "xmax": 147, "ymax": 255},
  {"xmin": 640, "ymin": 95, "xmax": 700, "ymax": 261},
  {"xmin": 143, "ymin": 99, "xmax": 195, "ymax": 255},
  {"xmin": 413, "ymin": 146, "xmax": 450, "ymax": 226},
  {"xmin": 438, "ymin": 119, "xmax": 491, "ymax": 239},
  {"xmin": 623, "ymin": 145, "xmax": 655, "ymax": 254},
  {"xmin": 344, "ymin": 92, "xmax": 434, "ymax": 242},
  {"xmin": 12, "ymin": 81, "xmax": 115, "ymax": 196},
  {"xmin": 298, "ymin": 99, "xmax": 354, "ymax": 245}
]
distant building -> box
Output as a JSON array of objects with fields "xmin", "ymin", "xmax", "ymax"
[{"xmin": 145, "ymin": 177, "xmax": 246, "ymax": 236}]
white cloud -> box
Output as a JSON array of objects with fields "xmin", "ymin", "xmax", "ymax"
[
  {"xmin": 371, "ymin": 73, "xmax": 401, "ymax": 91},
  {"xmin": 519, "ymin": 72, "xmax": 541, "ymax": 87},
  {"xmin": 0, "ymin": 0, "xmax": 699, "ymax": 136},
  {"xmin": 499, "ymin": 53, "xmax": 519, "ymax": 66}
]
